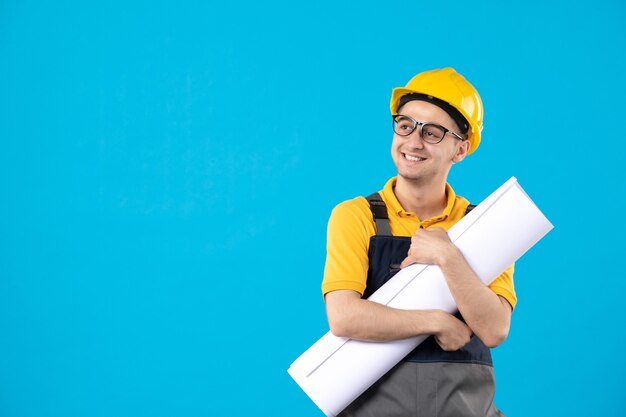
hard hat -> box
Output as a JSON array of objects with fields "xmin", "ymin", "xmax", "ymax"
[{"xmin": 390, "ymin": 68, "xmax": 484, "ymax": 154}]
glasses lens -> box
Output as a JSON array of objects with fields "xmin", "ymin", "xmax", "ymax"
[
  {"xmin": 393, "ymin": 116, "xmax": 416, "ymax": 136},
  {"xmin": 421, "ymin": 124, "xmax": 446, "ymax": 143}
]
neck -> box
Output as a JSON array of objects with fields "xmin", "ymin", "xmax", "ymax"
[{"xmin": 394, "ymin": 175, "xmax": 448, "ymax": 220}]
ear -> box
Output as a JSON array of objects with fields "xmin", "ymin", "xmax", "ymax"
[{"xmin": 452, "ymin": 140, "xmax": 470, "ymax": 163}]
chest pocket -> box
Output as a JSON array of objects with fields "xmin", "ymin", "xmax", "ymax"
[{"xmin": 363, "ymin": 235, "xmax": 410, "ymax": 298}]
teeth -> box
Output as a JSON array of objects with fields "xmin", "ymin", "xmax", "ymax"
[{"xmin": 405, "ymin": 154, "xmax": 425, "ymax": 162}]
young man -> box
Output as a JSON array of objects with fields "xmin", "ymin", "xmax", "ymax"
[{"xmin": 322, "ymin": 68, "xmax": 516, "ymax": 417}]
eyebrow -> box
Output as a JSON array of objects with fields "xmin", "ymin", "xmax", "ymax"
[{"xmin": 397, "ymin": 114, "xmax": 459, "ymax": 134}]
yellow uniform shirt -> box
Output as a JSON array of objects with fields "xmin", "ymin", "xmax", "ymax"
[{"xmin": 322, "ymin": 177, "xmax": 517, "ymax": 309}]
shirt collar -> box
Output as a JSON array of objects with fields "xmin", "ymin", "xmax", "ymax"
[{"xmin": 380, "ymin": 176, "xmax": 457, "ymax": 221}]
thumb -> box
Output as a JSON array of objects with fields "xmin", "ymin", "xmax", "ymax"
[{"xmin": 400, "ymin": 257, "xmax": 415, "ymax": 269}]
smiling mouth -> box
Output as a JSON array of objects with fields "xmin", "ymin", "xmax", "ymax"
[{"xmin": 404, "ymin": 153, "xmax": 426, "ymax": 162}]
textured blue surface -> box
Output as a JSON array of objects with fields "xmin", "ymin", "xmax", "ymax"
[{"xmin": 1, "ymin": 1, "xmax": 625, "ymax": 416}]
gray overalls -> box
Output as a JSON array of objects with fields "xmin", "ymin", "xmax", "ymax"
[{"xmin": 338, "ymin": 193, "xmax": 504, "ymax": 417}]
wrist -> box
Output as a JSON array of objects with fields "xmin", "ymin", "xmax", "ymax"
[
  {"xmin": 436, "ymin": 243, "xmax": 460, "ymax": 267},
  {"xmin": 426, "ymin": 310, "xmax": 446, "ymax": 335}
]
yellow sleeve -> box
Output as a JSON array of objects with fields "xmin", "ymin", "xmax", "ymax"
[
  {"xmin": 321, "ymin": 198, "xmax": 375, "ymax": 297},
  {"xmin": 488, "ymin": 263, "xmax": 517, "ymax": 310}
]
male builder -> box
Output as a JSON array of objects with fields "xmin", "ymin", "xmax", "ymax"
[{"xmin": 322, "ymin": 68, "xmax": 516, "ymax": 417}]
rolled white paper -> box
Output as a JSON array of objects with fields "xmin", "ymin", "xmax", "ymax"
[{"xmin": 288, "ymin": 177, "xmax": 554, "ymax": 417}]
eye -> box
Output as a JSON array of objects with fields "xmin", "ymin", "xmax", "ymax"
[
  {"xmin": 394, "ymin": 116, "xmax": 415, "ymax": 134},
  {"xmin": 423, "ymin": 124, "xmax": 445, "ymax": 139},
  {"xmin": 398, "ymin": 120, "xmax": 412, "ymax": 130}
]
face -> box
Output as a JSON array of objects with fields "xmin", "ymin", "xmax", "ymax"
[{"xmin": 391, "ymin": 100, "xmax": 470, "ymax": 184}]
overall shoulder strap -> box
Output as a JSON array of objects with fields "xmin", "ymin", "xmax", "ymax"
[
  {"xmin": 465, "ymin": 204, "xmax": 476, "ymax": 215},
  {"xmin": 366, "ymin": 192, "xmax": 392, "ymax": 236}
]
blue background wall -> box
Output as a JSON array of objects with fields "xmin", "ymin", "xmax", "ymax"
[{"xmin": 1, "ymin": 1, "xmax": 624, "ymax": 416}]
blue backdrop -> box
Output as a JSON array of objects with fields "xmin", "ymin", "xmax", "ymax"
[{"xmin": 1, "ymin": 1, "xmax": 625, "ymax": 416}]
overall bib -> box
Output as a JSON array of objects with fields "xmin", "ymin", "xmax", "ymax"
[{"xmin": 338, "ymin": 193, "xmax": 504, "ymax": 417}]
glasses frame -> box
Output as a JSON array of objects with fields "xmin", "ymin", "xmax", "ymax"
[{"xmin": 392, "ymin": 114, "xmax": 465, "ymax": 144}]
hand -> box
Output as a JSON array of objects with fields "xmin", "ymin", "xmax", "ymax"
[
  {"xmin": 399, "ymin": 227, "xmax": 456, "ymax": 268},
  {"xmin": 432, "ymin": 311, "xmax": 473, "ymax": 351}
]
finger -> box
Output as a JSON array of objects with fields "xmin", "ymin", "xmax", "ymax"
[
  {"xmin": 400, "ymin": 257, "xmax": 415, "ymax": 269},
  {"xmin": 434, "ymin": 336, "xmax": 448, "ymax": 351}
]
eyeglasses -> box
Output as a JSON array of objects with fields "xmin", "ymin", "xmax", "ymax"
[{"xmin": 392, "ymin": 114, "xmax": 465, "ymax": 144}]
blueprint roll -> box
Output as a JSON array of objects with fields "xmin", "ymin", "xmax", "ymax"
[{"xmin": 287, "ymin": 177, "xmax": 554, "ymax": 417}]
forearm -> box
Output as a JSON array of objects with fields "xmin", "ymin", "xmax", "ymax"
[
  {"xmin": 438, "ymin": 247, "xmax": 511, "ymax": 347},
  {"xmin": 325, "ymin": 290, "xmax": 442, "ymax": 341}
]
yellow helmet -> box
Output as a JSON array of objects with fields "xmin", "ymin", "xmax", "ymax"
[{"xmin": 390, "ymin": 68, "xmax": 484, "ymax": 154}]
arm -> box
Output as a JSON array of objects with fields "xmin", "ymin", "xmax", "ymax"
[
  {"xmin": 400, "ymin": 227, "xmax": 512, "ymax": 348},
  {"xmin": 325, "ymin": 289, "xmax": 473, "ymax": 351}
]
